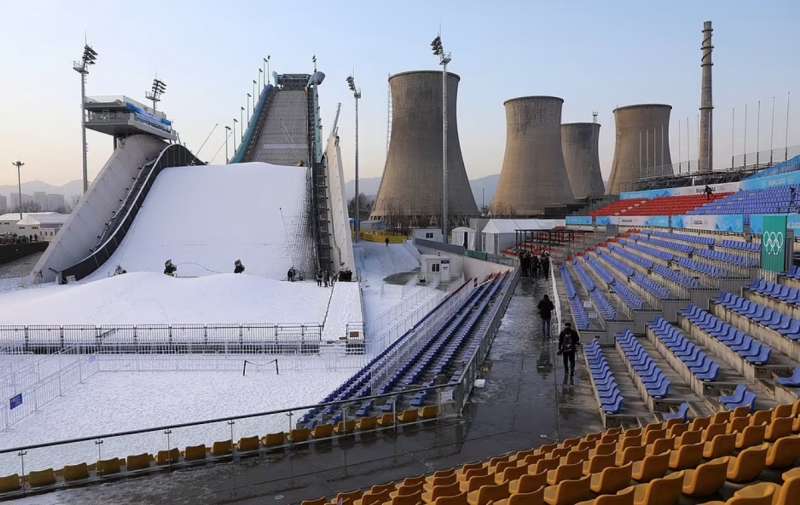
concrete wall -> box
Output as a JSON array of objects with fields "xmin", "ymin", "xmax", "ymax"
[
  {"xmin": 324, "ymin": 132, "xmax": 356, "ymax": 273},
  {"xmin": 492, "ymin": 96, "xmax": 574, "ymax": 215},
  {"xmin": 31, "ymin": 135, "xmax": 166, "ymax": 283},
  {"xmin": 607, "ymin": 104, "xmax": 673, "ymax": 195},
  {"xmin": 371, "ymin": 71, "xmax": 477, "ymax": 223},
  {"xmin": 562, "ymin": 123, "xmax": 605, "ymax": 199}
]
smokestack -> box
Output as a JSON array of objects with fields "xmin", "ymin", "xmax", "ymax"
[
  {"xmin": 562, "ymin": 123, "xmax": 605, "ymax": 199},
  {"xmin": 491, "ymin": 96, "xmax": 574, "ymax": 216},
  {"xmin": 607, "ymin": 104, "xmax": 673, "ymax": 194},
  {"xmin": 699, "ymin": 20, "xmax": 714, "ymax": 173},
  {"xmin": 371, "ymin": 71, "xmax": 477, "ymax": 225}
]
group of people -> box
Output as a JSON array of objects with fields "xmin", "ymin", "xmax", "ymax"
[
  {"xmin": 519, "ymin": 249, "xmax": 550, "ymax": 278},
  {"xmin": 537, "ymin": 293, "xmax": 581, "ymax": 384}
]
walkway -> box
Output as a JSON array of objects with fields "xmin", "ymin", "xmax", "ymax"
[{"xmin": 13, "ymin": 277, "xmax": 603, "ymax": 505}]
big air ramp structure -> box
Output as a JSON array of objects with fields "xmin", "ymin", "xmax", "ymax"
[
  {"xmin": 606, "ymin": 104, "xmax": 673, "ymax": 194},
  {"xmin": 561, "ymin": 122, "xmax": 605, "ymax": 199},
  {"xmin": 370, "ymin": 71, "xmax": 478, "ymax": 227},
  {"xmin": 491, "ymin": 96, "xmax": 574, "ymax": 216}
]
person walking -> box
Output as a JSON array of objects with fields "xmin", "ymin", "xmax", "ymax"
[
  {"xmin": 530, "ymin": 254, "xmax": 540, "ymax": 278},
  {"xmin": 540, "ymin": 253, "xmax": 550, "ymax": 278},
  {"xmin": 323, "ymin": 269, "xmax": 330, "ymax": 287},
  {"xmin": 315, "ymin": 270, "xmax": 322, "ymax": 287},
  {"xmin": 537, "ymin": 294, "xmax": 555, "ymax": 338},
  {"xmin": 234, "ymin": 259, "xmax": 245, "ymax": 273},
  {"xmin": 558, "ymin": 322, "xmax": 580, "ymax": 384},
  {"xmin": 704, "ymin": 185, "xmax": 714, "ymax": 200}
]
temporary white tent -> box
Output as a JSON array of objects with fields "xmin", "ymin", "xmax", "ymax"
[
  {"xmin": 449, "ymin": 226, "xmax": 474, "ymax": 249},
  {"xmin": 481, "ymin": 218, "xmax": 565, "ymax": 254}
]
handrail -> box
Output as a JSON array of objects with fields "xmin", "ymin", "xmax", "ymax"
[
  {"xmin": 231, "ymin": 84, "xmax": 274, "ymax": 163},
  {"xmin": 61, "ymin": 144, "xmax": 201, "ymax": 281}
]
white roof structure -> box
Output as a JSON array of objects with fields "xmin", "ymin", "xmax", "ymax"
[
  {"xmin": 482, "ymin": 218, "xmax": 565, "ymax": 234},
  {"xmin": 0, "ymin": 212, "xmax": 70, "ymax": 226}
]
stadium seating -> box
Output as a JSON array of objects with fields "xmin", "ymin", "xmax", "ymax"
[
  {"xmin": 562, "ymin": 266, "xmax": 590, "ymax": 330},
  {"xmin": 749, "ymin": 278, "xmax": 800, "ymax": 306},
  {"xmin": 691, "ymin": 185, "xmax": 800, "ymax": 215},
  {"xmin": 720, "ymin": 239, "xmax": 760, "ymax": 254},
  {"xmin": 647, "ymin": 318, "xmax": 721, "ymax": 381},
  {"xmin": 617, "ymin": 330, "xmax": 671, "ymax": 399},
  {"xmin": 573, "ymin": 261, "xmax": 618, "ymax": 321},
  {"xmin": 645, "ymin": 230, "xmax": 715, "ymax": 246},
  {"xmin": 715, "ymin": 292, "xmax": 800, "ymax": 342},
  {"xmin": 585, "ymin": 256, "xmax": 644, "ymax": 311},
  {"xmin": 719, "ymin": 384, "xmax": 757, "ymax": 411},
  {"xmin": 590, "ymin": 199, "xmax": 647, "ymax": 217},
  {"xmin": 680, "ymin": 305, "xmax": 773, "ymax": 365},
  {"xmin": 586, "ymin": 340, "xmax": 624, "ymax": 414}
]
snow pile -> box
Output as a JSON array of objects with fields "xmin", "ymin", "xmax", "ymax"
[
  {"xmin": 92, "ymin": 162, "xmax": 312, "ymax": 279},
  {"xmin": 0, "ymin": 272, "xmax": 330, "ymax": 324}
]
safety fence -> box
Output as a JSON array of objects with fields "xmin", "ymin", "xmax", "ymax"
[{"xmin": 0, "ymin": 323, "xmax": 325, "ymax": 353}]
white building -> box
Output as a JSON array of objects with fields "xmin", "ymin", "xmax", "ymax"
[
  {"xmin": 481, "ymin": 218, "xmax": 566, "ymax": 255},
  {"xmin": 0, "ymin": 212, "xmax": 70, "ymax": 241},
  {"xmin": 449, "ymin": 226, "xmax": 475, "ymax": 250}
]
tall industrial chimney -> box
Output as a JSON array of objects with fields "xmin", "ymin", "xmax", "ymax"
[
  {"xmin": 561, "ymin": 122, "xmax": 605, "ymax": 199},
  {"xmin": 371, "ymin": 71, "xmax": 477, "ymax": 226},
  {"xmin": 491, "ymin": 96, "xmax": 574, "ymax": 216},
  {"xmin": 699, "ymin": 20, "xmax": 714, "ymax": 173},
  {"xmin": 606, "ymin": 104, "xmax": 673, "ymax": 194}
]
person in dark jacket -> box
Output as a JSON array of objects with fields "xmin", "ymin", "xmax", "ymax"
[
  {"xmin": 530, "ymin": 254, "xmax": 540, "ymax": 278},
  {"xmin": 558, "ymin": 322, "xmax": 581, "ymax": 384},
  {"xmin": 540, "ymin": 252, "xmax": 550, "ymax": 277},
  {"xmin": 537, "ymin": 294, "xmax": 555, "ymax": 337},
  {"xmin": 164, "ymin": 259, "xmax": 177, "ymax": 277},
  {"xmin": 234, "ymin": 259, "xmax": 245, "ymax": 274}
]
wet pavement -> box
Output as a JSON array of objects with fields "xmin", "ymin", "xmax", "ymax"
[{"xmin": 11, "ymin": 277, "xmax": 603, "ymax": 504}]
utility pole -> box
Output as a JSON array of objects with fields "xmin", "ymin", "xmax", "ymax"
[
  {"xmin": 146, "ymin": 78, "xmax": 167, "ymax": 113},
  {"xmin": 225, "ymin": 125, "xmax": 231, "ymax": 163},
  {"xmin": 12, "ymin": 161, "xmax": 24, "ymax": 220},
  {"xmin": 73, "ymin": 43, "xmax": 98, "ymax": 194},
  {"xmin": 346, "ymin": 75, "xmax": 362, "ymax": 242},
  {"xmin": 431, "ymin": 35, "xmax": 451, "ymax": 240}
]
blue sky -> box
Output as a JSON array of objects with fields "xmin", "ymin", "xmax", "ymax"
[{"xmin": 1, "ymin": 0, "xmax": 798, "ymax": 186}]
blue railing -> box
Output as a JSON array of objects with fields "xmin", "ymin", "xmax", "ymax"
[{"xmin": 231, "ymin": 84, "xmax": 275, "ymax": 163}]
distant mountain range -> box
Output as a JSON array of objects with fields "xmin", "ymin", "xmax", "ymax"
[
  {"xmin": 345, "ymin": 174, "xmax": 501, "ymax": 208},
  {"xmin": 0, "ymin": 180, "xmax": 83, "ymax": 202}
]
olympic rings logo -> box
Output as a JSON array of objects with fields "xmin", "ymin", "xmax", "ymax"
[{"xmin": 763, "ymin": 231, "xmax": 784, "ymax": 256}]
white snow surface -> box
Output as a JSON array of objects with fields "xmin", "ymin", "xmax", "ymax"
[
  {"xmin": 0, "ymin": 362, "xmax": 353, "ymax": 475},
  {"xmin": 0, "ymin": 273, "xmax": 329, "ymax": 325},
  {"xmin": 92, "ymin": 162, "xmax": 311, "ymax": 279}
]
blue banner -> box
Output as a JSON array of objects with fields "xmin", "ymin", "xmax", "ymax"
[
  {"xmin": 751, "ymin": 214, "xmax": 800, "ymax": 234},
  {"xmin": 566, "ymin": 216, "xmax": 592, "ymax": 226},
  {"xmin": 9, "ymin": 393, "xmax": 22, "ymax": 410},
  {"xmin": 671, "ymin": 214, "xmax": 744, "ymax": 232}
]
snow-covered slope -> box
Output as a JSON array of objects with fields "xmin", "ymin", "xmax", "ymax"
[{"xmin": 92, "ymin": 162, "xmax": 313, "ymax": 279}]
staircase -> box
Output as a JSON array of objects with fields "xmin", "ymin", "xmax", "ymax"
[{"xmin": 307, "ymin": 87, "xmax": 333, "ymax": 273}]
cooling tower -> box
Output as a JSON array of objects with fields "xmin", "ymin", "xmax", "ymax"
[
  {"xmin": 491, "ymin": 96, "xmax": 574, "ymax": 216},
  {"xmin": 606, "ymin": 104, "xmax": 673, "ymax": 194},
  {"xmin": 370, "ymin": 71, "xmax": 477, "ymax": 225},
  {"xmin": 561, "ymin": 122, "xmax": 605, "ymax": 199}
]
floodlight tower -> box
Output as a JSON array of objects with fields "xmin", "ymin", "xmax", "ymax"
[
  {"xmin": 224, "ymin": 125, "xmax": 231, "ymax": 163},
  {"xmin": 73, "ymin": 43, "xmax": 98, "ymax": 194},
  {"xmin": 11, "ymin": 161, "xmax": 24, "ymax": 220},
  {"xmin": 264, "ymin": 55, "xmax": 271, "ymax": 85},
  {"xmin": 431, "ymin": 34, "xmax": 452, "ymax": 239},
  {"xmin": 146, "ymin": 78, "xmax": 167, "ymax": 113},
  {"xmin": 347, "ymin": 75, "xmax": 362, "ymax": 242}
]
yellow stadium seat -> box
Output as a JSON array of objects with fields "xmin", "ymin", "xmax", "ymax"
[
  {"xmin": 28, "ymin": 468, "xmax": 56, "ymax": 488},
  {"xmin": 0, "ymin": 474, "xmax": 21, "ymax": 493},
  {"xmin": 237, "ymin": 436, "xmax": 260, "ymax": 453},
  {"xmin": 703, "ymin": 433, "xmax": 737, "ymax": 458},
  {"xmin": 491, "ymin": 486, "xmax": 546, "ymax": 505},
  {"xmin": 728, "ymin": 416, "xmax": 749, "ymax": 434},
  {"xmin": 642, "ymin": 429, "xmax": 666, "ymax": 445},
  {"xmin": 517, "ymin": 453, "xmax": 544, "ymax": 467},
  {"xmin": 426, "ymin": 469, "xmax": 456, "ymax": 483},
  {"xmin": 769, "ymin": 471, "xmax": 800, "ymax": 505},
  {"xmin": 497, "ymin": 464, "xmax": 527, "ymax": 485},
  {"xmin": 96, "ymin": 457, "xmax": 122, "ymax": 476},
  {"xmin": 590, "ymin": 462, "xmax": 632, "ymax": 494},
  {"xmin": 537, "ymin": 443, "xmax": 558, "ymax": 455},
  {"xmin": 701, "ymin": 482, "xmax": 776, "ymax": 505},
  {"xmin": 461, "ymin": 474, "xmax": 494, "ymax": 493},
  {"xmin": 623, "ymin": 470, "xmax": 684, "ymax": 505},
  {"xmin": 560, "ymin": 437, "xmax": 582, "ymax": 449},
  {"xmin": 422, "ymin": 481, "xmax": 460, "ymax": 503},
  {"xmin": 668, "ymin": 442, "xmax": 704, "ymax": 470},
  {"xmin": 311, "ymin": 423, "xmax": 334, "ymax": 439},
  {"xmin": 459, "ymin": 467, "xmax": 489, "ymax": 483},
  {"xmin": 736, "ymin": 424, "xmax": 766, "ymax": 449},
  {"xmin": 211, "ymin": 440, "xmax": 232, "ymax": 457},
  {"xmin": 289, "ymin": 428, "xmax": 310, "ymax": 443},
  {"xmin": 702, "ymin": 422, "xmax": 727, "ymax": 443},
  {"xmin": 509, "ymin": 471, "xmax": 547, "ymax": 494},
  {"xmin": 511, "ymin": 449, "xmax": 538, "ymax": 462},
  {"xmin": 563, "ymin": 448, "xmax": 590, "ymax": 465},
  {"xmin": 300, "ymin": 499, "xmax": 326, "ymax": 505},
  {"xmin": 623, "ymin": 428, "xmax": 642, "ymax": 438},
  {"xmin": 377, "ymin": 413, "xmax": 395, "ymax": 427},
  {"xmin": 712, "ymin": 411, "xmax": 731, "ymax": 424},
  {"xmin": 356, "ymin": 416, "xmax": 377, "ymax": 431},
  {"xmin": 397, "ymin": 475, "xmax": 425, "ymax": 488},
  {"xmin": 425, "ymin": 474, "xmax": 457, "ymax": 493},
  {"xmin": 63, "ymin": 463, "xmax": 89, "ymax": 481},
  {"xmin": 766, "ymin": 435, "xmax": 800, "ymax": 469},
  {"xmin": 433, "ymin": 491, "xmax": 468, "ymax": 505},
  {"xmin": 726, "ymin": 443, "xmax": 768, "ymax": 483},
  {"xmin": 550, "ymin": 447, "xmax": 571, "ymax": 459},
  {"xmin": 583, "ymin": 452, "xmax": 617, "ymax": 476},
  {"xmin": 263, "ymin": 432, "xmax": 286, "ymax": 447},
  {"xmin": 772, "ymin": 403, "xmax": 793, "ymax": 420},
  {"xmin": 631, "ymin": 452, "xmax": 669, "ymax": 483},
  {"xmin": 680, "ymin": 456, "xmax": 729, "ymax": 497},
  {"xmin": 334, "ymin": 420, "xmax": 357, "ymax": 435},
  {"xmin": 183, "ymin": 445, "xmax": 207, "ymax": 462},
  {"xmin": 354, "ymin": 490, "xmax": 389, "ymax": 505},
  {"xmin": 765, "ymin": 417, "xmax": 794, "ymax": 442},
  {"xmin": 532, "ymin": 457, "xmax": 560, "ymax": 474},
  {"xmin": 125, "ymin": 453, "xmax": 152, "ymax": 471},
  {"xmin": 689, "ymin": 416, "xmax": 711, "ymax": 431},
  {"xmin": 793, "ymin": 417, "xmax": 800, "ymax": 434},
  {"xmin": 750, "ymin": 410, "xmax": 772, "ymax": 426},
  {"xmin": 543, "ymin": 475, "xmax": 592, "ymax": 505},
  {"xmin": 467, "ymin": 482, "xmax": 509, "ymax": 505},
  {"xmin": 398, "ymin": 409, "xmax": 418, "ymax": 423},
  {"xmin": 616, "ymin": 446, "xmax": 646, "ymax": 466},
  {"xmin": 600, "ymin": 434, "xmax": 620, "ymax": 444},
  {"xmin": 457, "ymin": 462, "xmax": 484, "ymax": 478},
  {"xmin": 731, "ymin": 406, "xmax": 751, "ymax": 418},
  {"xmin": 494, "ymin": 460, "xmax": 516, "ymax": 475},
  {"xmin": 156, "ymin": 448, "xmax": 180, "ymax": 465},
  {"xmin": 645, "ymin": 437, "xmax": 674, "ymax": 456},
  {"xmin": 575, "ymin": 487, "xmax": 635, "ymax": 505},
  {"xmin": 667, "ymin": 422, "xmax": 688, "ymax": 438},
  {"xmin": 590, "ymin": 441, "xmax": 617, "ymax": 457},
  {"xmin": 576, "ymin": 440, "xmax": 596, "ymax": 452},
  {"xmin": 618, "ymin": 436, "xmax": 643, "ymax": 451},
  {"xmin": 332, "ymin": 489, "xmax": 363, "ymax": 505},
  {"xmin": 390, "ymin": 481, "xmax": 424, "ymax": 499},
  {"xmin": 547, "ymin": 461, "xmax": 583, "ymax": 486},
  {"xmin": 420, "ymin": 405, "xmax": 439, "ymax": 420},
  {"xmin": 676, "ymin": 429, "xmax": 702, "ymax": 446}
]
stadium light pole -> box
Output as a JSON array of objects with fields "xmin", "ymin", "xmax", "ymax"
[
  {"xmin": 146, "ymin": 78, "xmax": 167, "ymax": 113},
  {"xmin": 264, "ymin": 55, "xmax": 271, "ymax": 85},
  {"xmin": 233, "ymin": 118, "xmax": 239, "ymax": 154},
  {"xmin": 240, "ymin": 106, "xmax": 244, "ymax": 136},
  {"xmin": 73, "ymin": 43, "xmax": 98, "ymax": 195},
  {"xmin": 246, "ymin": 94, "xmax": 251, "ymax": 125},
  {"xmin": 431, "ymin": 35, "xmax": 451, "ymax": 241},
  {"xmin": 224, "ymin": 126, "xmax": 231, "ymax": 163},
  {"xmin": 11, "ymin": 161, "xmax": 24, "ymax": 220},
  {"xmin": 258, "ymin": 68, "xmax": 263, "ymax": 91},
  {"xmin": 347, "ymin": 75, "xmax": 362, "ymax": 242},
  {"xmin": 252, "ymin": 80, "xmax": 257, "ymax": 109}
]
